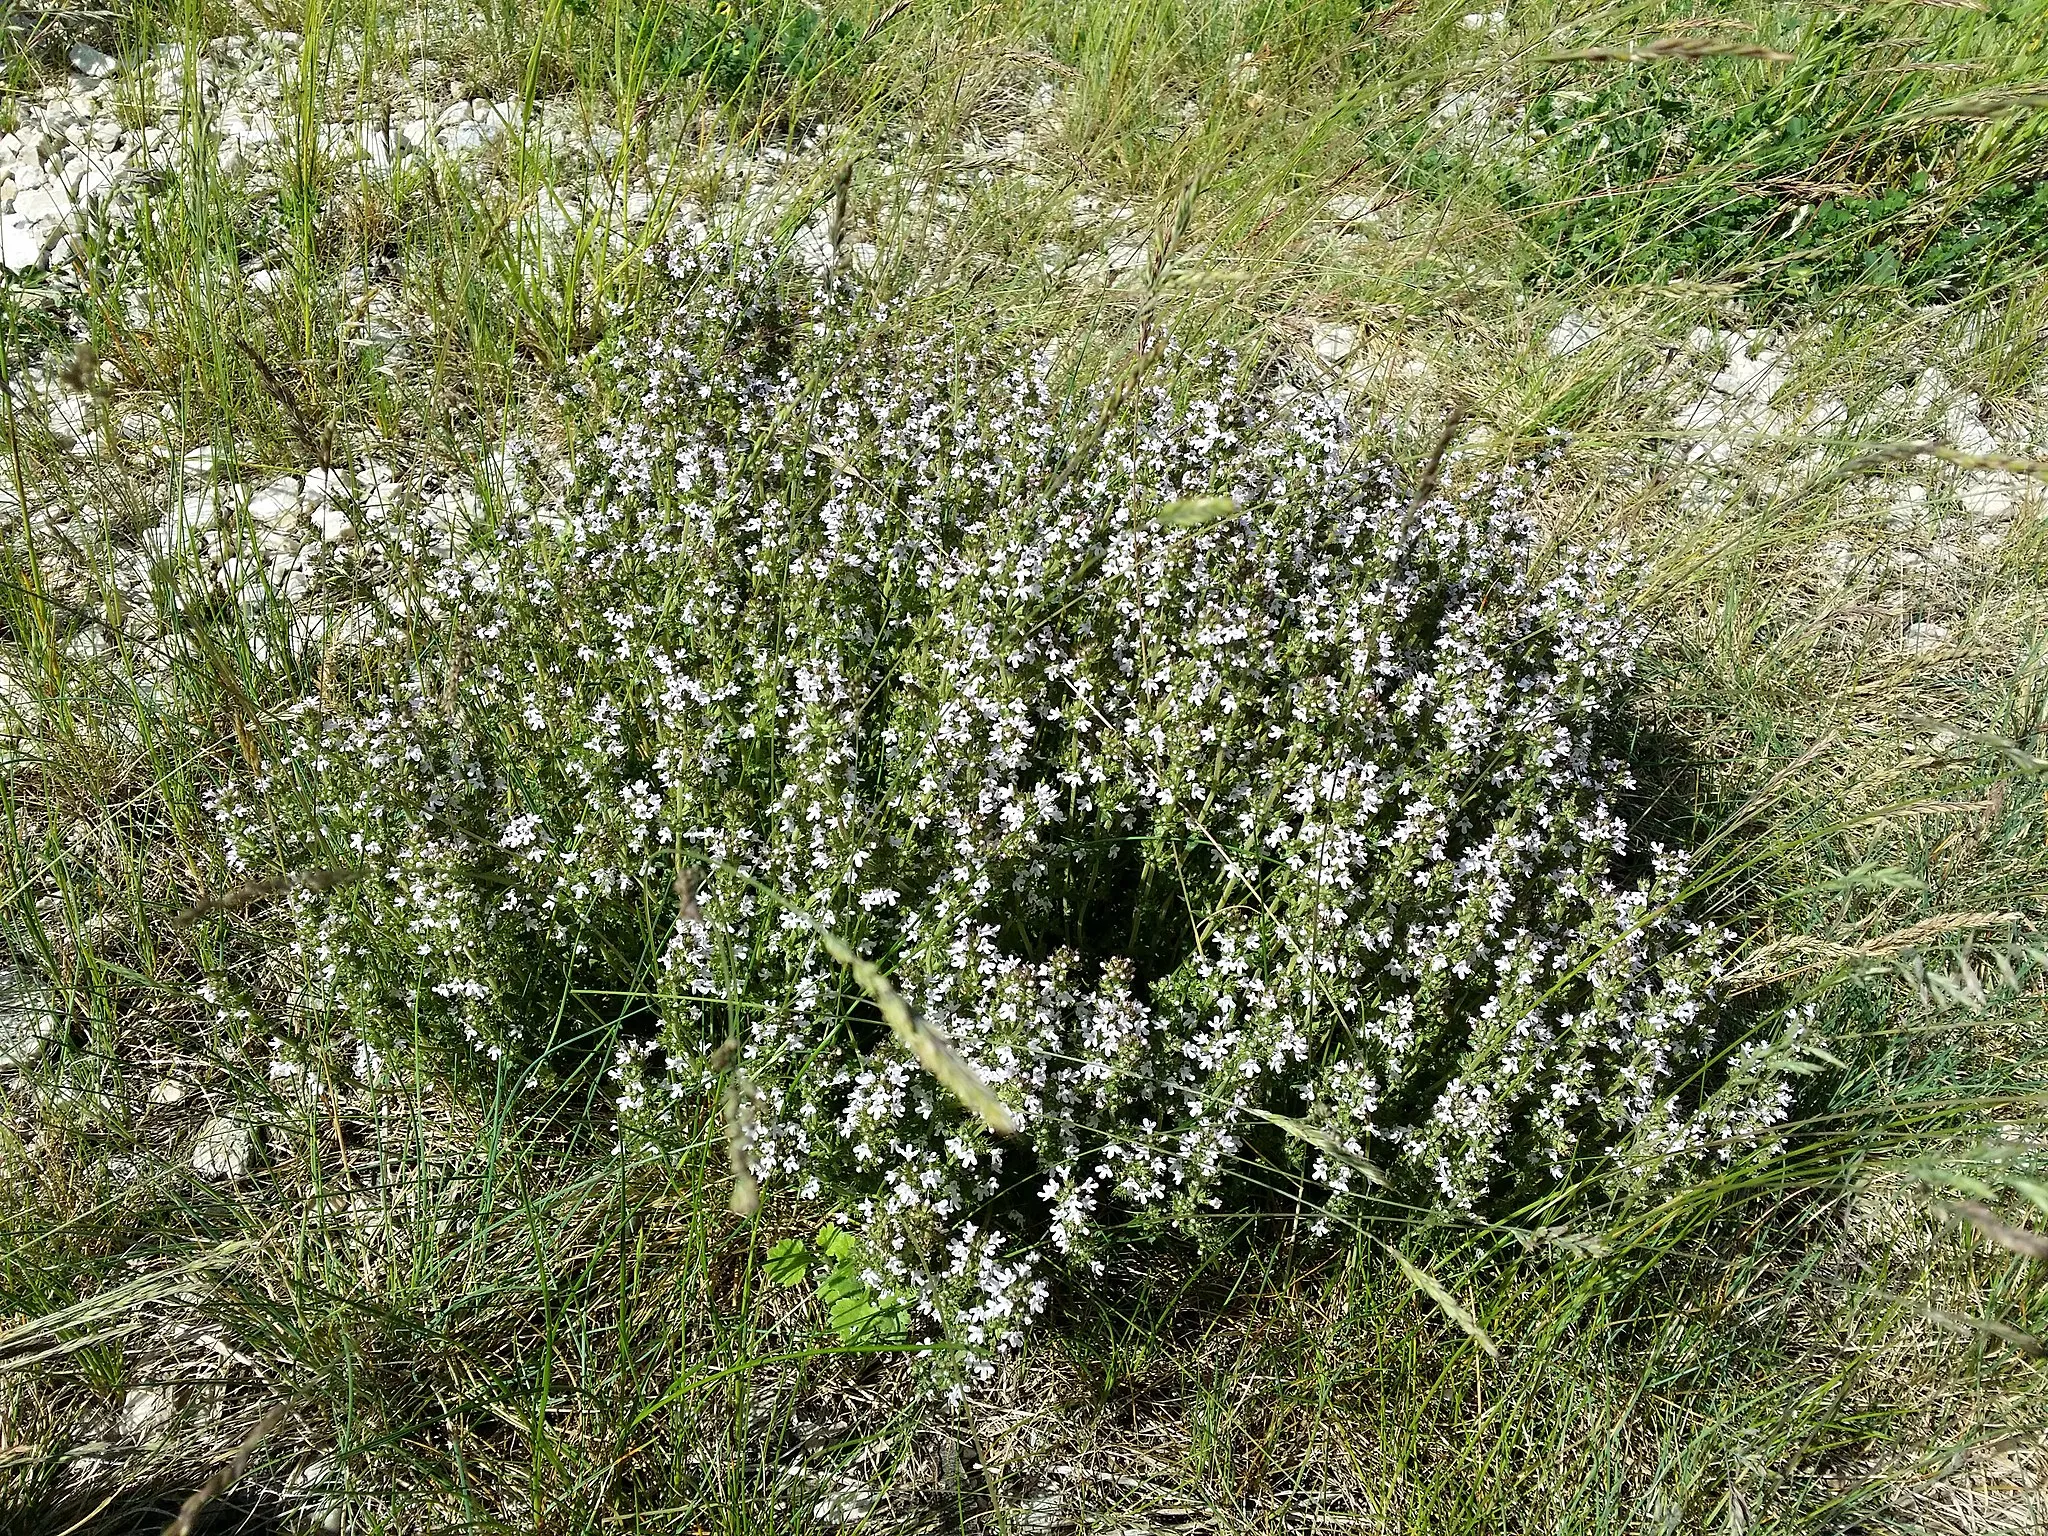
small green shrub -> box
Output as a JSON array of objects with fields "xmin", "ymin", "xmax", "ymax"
[{"xmin": 214, "ymin": 243, "xmax": 1794, "ymax": 1370}]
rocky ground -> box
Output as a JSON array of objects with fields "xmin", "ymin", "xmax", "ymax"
[{"xmin": 1, "ymin": 30, "xmax": 2035, "ymax": 728}]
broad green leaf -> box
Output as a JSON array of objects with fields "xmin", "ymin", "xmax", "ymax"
[{"xmin": 764, "ymin": 1238, "xmax": 812, "ymax": 1287}]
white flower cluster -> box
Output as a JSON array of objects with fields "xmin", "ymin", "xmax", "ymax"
[{"xmin": 229, "ymin": 243, "xmax": 1792, "ymax": 1367}]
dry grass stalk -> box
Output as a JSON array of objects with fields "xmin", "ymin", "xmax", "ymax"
[
  {"xmin": 824, "ymin": 158, "xmax": 855, "ymax": 295},
  {"xmin": 162, "ymin": 1402, "xmax": 294, "ymax": 1536},
  {"xmin": 198, "ymin": 638, "xmax": 267, "ymax": 774},
  {"xmin": 1248, "ymin": 1106, "xmax": 1390, "ymax": 1188},
  {"xmin": 1390, "ymin": 1248, "xmax": 1498, "ymax": 1359},
  {"xmin": 1858, "ymin": 911, "xmax": 2025, "ymax": 956},
  {"xmin": 855, "ymin": 0, "xmax": 911, "ymax": 46},
  {"xmin": 1942, "ymin": 1199, "xmax": 2048, "ymax": 1262},
  {"xmin": 1138, "ymin": 172, "xmax": 1203, "ymax": 343},
  {"xmin": 172, "ymin": 865, "xmax": 363, "ymax": 930},
  {"xmin": 1540, "ymin": 36, "xmax": 1794, "ymax": 65},
  {"xmin": 317, "ymin": 617, "xmax": 345, "ymax": 708},
  {"xmin": 1403, "ymin": 402, "xmax": 1469, "ymax": 518},
  {"xmin": 813, "ymin": 923, "xmax": 1021, "ymax": 1137},
  {"xmin": 228, "ymin": 331, "xmax": 336, "ymax": 468},
  {"xmin": 722, "ymin": 1071, "xmax": 762, "ymax": 1218},
  {"xmin": 1727, "ymin": 910, "xmax": 2027, "ymax": 988},
  {"xmin": 1916, "ymin": 89, "xmax": 2048, "ymax": 119},
  {"xmin": 689, "ymin": 865, "xmax": 1020, "ymax": 1136},
  {"xmin": 0, "ymin": 1242, "xmax": 260, "ymax": 1373},
  {"xmin": 1846, "ymin": 441, "xmax": 2048, "ymax": 478},
  {"xmin": 674, "ymin": 867, "xmax": 703, "ymax": 923},
  {"xmin": 1922, "ymin": 1306, "xmax": 2046, "ymax": 1359},
  {"xmin": 1037, "ymin": 337, "xmax": 1165, "ymax": 508},
  {"xmin": 1037, "ymin": 176, "xmax": 1200, "ymax": 507}
]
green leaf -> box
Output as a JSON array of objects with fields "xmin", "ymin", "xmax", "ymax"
[
  {"xmin": 829, "ymin": 1292, "xmax": 878, "ymax": 1331},
  {"xmin": 764, "ymin": 1238, "xmax": 812, "ymax": 1287},
  {"xmin": 819, "ymin": 1269, "xmax": 867, "ymax": 1305},
  {"xmin": 825, "ymin": 1279, "xmax": 908, "ymax": 1344}
]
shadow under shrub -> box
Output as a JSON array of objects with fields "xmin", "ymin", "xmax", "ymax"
[{"xmin": 217, "ymin": 242, "xmax": 1798, "ymax": 1373}]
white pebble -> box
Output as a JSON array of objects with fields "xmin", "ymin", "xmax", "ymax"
[
  {"xmin": 67, "ymin": 43, "xmax": 118, "ymax": 80},
  {"xmin": 311, "ymin": 500, "xmax": 354, "ymax": 544},
  {"xmin": 1310, "ymin": 322, "xmax": 1358, "ymax": 364},
  {"xmin": 247, "ymin": 481, "xmax": 301, "ymax": 524},
  {"xmin": 190, "ymin": 1115, "xmax": 259, "ymax": 1179},
  {"xmin": 1546, "ymin": 313, "xmax": 1601, "ymax": 358},
  {"xmin": 120, "ymin": 1387, "xmax": 176, "ymax": 1441}
]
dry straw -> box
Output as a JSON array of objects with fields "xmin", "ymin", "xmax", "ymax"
[
  {"xmin": 811, "ymin": 924, "xmax": 1021, "ymax": 1137},
  {"xmin": 1540, "ymin": 36, "xmax": 1794, "ymax": 65},
  {"xmin": 1847, "ymin": 441, "xmax": 2048, "ymax": 478},
  {"xmin": 1404, "ymin": 402, "xmax": 1469, "ymax": 519},
  {"xmin": 1914, "ymin": 88, "xmax": 2048, "ymax": 120},
  {"xmin": 162, "ymin": 1402, "xmax": 295, "ymax": 1536},
  {"xmin": 1040, "ymin": 173, "xmax": 1202, "ymax": 507},
  {"xmin": 722, "ymin": 1071, "xmax": 763, "ymax": 1218},
  {"xmin": 1390, "ymin": 1248, "xmax": 1498, "ymax": 1359},
  {"xmin": 1941, "ymin": 1199, "xmax": 2048, "ymax": 1262},
  {"xmin": 1921, "ymin": 1305, "xmax": 2045, "ymax": 1359},
  {"xmin": 823, "ymin": 157, "xmax": 855, "ymax": 295},
  {"xmin": 1247, "ymin": 1106, "xmax": 1390, "ymax": 1188},
  {"xmin": 172, "ymin": 865, "xmax": 363, "ymax": 930}
]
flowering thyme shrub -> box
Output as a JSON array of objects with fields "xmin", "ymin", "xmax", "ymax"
[{"xmin": 225, "ymin": 245, "xmax": 1795, "ymax": 1361}]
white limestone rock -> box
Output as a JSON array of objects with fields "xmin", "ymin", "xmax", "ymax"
[
  {"xmin": 46, "ymin": 392, "xmax": 92, "ymax": 446},
  {"xmin": 67, "ymin": 43, "xmax": 118, "ymax": 80},
  {"xmin": 1943, "ymin": 399, "xmax": 2000, "ymax": 456},
  {"xmin": 11, "ymin": 182, "xmax": 70, "ymax": 227},
  {"xmin": 1899, "ymin": 621, "xmax": 1951, "ymax": 656},
  {"xmin": 0, "ymin": 973, "xmax": 62, "ymax": 1070},
  {"xmin": 1708, "ymin": 335, "xmax": 1786, "ymax": 403},
  {"xmin": 1311, "ymin": 322, "xmax": 1359, "ymax": 363},
  {"xmin": 299, "ymin": 466, "xmax": 346, "ymax": 506},
  {"xmin": 0, "ymin": 211, "xmax": 48, "ymax": 270},
  {"xmin": 1546, "ymin": 312, "xmax": 1601, "ymax": 358},
  {"xmin": 247, "ymin": 478, "xmax": 302, "ymax": 527},
  {"xmin": 120, "ymin": 1387, "xmax": 177, "ymax": 1443},
  {"xmin": 1959, "ymin": 472, "xmax": 2025, "ymax": 527},
  {"xmin": 310, "ymin": 498, "xmax": 354, "ymax": 544},
  {"xmin": 190, "ymin": 1115, "xmax": 260, "ymax": 1179}
]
